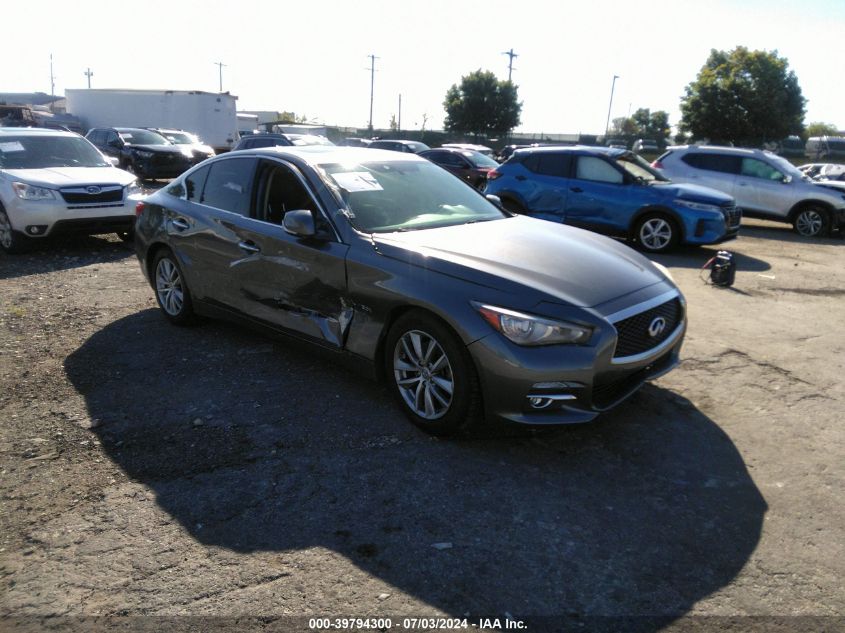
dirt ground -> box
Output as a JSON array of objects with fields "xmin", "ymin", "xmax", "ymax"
[{"xmin": 1, "ymin": 218, "xmax": 843, "ymax": 633}]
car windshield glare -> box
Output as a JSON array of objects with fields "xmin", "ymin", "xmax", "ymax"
[
  {"xmin": 164, "ymin": 132, "xmax": 197, "ymax": 145},
  {"xmin": 616, "ymin": 154, "xmax": 668, "ymax": 182},
  {"xmin": 0, "ymin": 136, "xmax": 110, "ymax": 169},
  {"xmin": 121, "ymin": 130, "xmax": 170, "ymax": 145},
  {"xmin": 318, "ymin": 160, "xmax": 506, "ymax": 233},
  {"xmin": 465, "ymin": 151, "xmax": 499, "ymax": 168},
  {"xmin": 768, "ymin": 155, "xmax": 804, "ymax": 181}
]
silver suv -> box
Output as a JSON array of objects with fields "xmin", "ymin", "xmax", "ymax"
[
  {"xmin": 654, "ymin": 145, "xmax": 845, "ymax": 237},
  {"xmin": 0, "ymin": 128, "xmax": 143, "ymax": 253}
]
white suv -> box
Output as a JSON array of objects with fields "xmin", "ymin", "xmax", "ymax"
[
  {"xmin": 653, "ymin": 145, "xmax": 845, "ymax": 237},
  {"xmin": 0, "ymin": 128, "xmax": 143, "ymax": 253}
]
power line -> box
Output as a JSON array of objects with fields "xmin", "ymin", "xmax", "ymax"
[{"xmin": 502, "ymin": 48, "xmax": 518, "ymax": 83}]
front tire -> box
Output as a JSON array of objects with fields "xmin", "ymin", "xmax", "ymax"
[
  {"xmin": 0, "ymin": 208, "xmax": 29, "ymax": 254},
  {"xmin": 385, "ymin": 311, "xmax": 481, "ymax": 435},
  {"xmin": 793, "ymin": 206, "xmax": 829, "ymax": 237},
  {"xmin": 634, "ymin": 213, "xmax": 678, "ymax": 253},
  {"xmin": 152, "ymin": 250, "xmax": 195, "ymax": 325}
]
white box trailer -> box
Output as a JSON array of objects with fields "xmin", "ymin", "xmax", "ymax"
[{"xmin": 65, "ymin": 89, "xmax": 239, "ymax": 153}]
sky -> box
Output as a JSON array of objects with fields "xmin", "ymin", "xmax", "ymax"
[{"xmin": 3, "ymin": 0, "xmax": 844, "ymax": 135}]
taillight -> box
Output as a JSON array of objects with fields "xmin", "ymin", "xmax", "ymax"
[
  {"xmin": 651, "ymin": 160, "xmax": 664, "ymax": 169},
  {"xmin": 487, "ymin": 169, "xmax": 502, "ymax": 181},
  {"xmin": 135, "ymin": 201, "xmax": 146, "ymax": 217}
]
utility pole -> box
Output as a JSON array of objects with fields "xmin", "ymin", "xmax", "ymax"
[
  {"xmin": 398, "ymin": 94, "xmax": 402, "ymax": 133},
  {"xmin": 214, "ymin": 61, "xmax": 226, "ymax": 93},
  {"xmin": 604, "ymin": 74, "xmax": 619, "ymax": 139},
  {"xmin": 49, "ymin": 54, "xmax": 56, "ymax": 112},
  {"xmin": 367, "ymin": 54, "xmax": 378, "ymax": 132},
  {"xmin": 501, "ymin": 48, "xmax": 518, "ymax": 83},
  {"xmin": 84, "ymin": 68, "xmax": 94, "ymax": 89}
]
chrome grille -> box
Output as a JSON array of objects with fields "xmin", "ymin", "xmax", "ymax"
[
  {"xmin": 612, "ymin": 298, "xmax": 683, "ymax": 358},
  {"xmin": 60, "ymin": 185, "xmax": 123, "ymax": 205}
]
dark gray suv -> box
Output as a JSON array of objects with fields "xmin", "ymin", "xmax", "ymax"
[{"xmin": 134, "ymin": 147, "xmax": 685, "ymax": 435}]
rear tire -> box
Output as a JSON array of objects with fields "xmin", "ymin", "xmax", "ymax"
[
  {"xmin": 793, "ymin": 206, "xmax": 829, "ymax": 238},
  {"xmin": 0, "ymin": 208, "xmax": 29, "ymax": 254},
  {"xmin": 385, "ymin": 311, "xmax": 482, "ymax": 436},
  {"xmin": 634, "ymin": 213, "xmax": 678, "ymax": 253},
  {"xmin": 152, "ymin": 249, "xmax": 195, "ymax": 325}
]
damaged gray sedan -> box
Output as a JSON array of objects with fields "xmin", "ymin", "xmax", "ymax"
[{"xmin": 134, "ymin": 147, "xmax": 686, "ymax": 435}]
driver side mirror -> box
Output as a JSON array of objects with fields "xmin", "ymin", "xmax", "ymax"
[
  {"xmin": 283, "ymin": 209, "xmax": 317, "ymax": 238},
  {"xmin": 782, "ymin": 174, "xmax": 792, "ymax": 184},
  {"xmin": 485, "ymin": 194, "xmax": 504, "ymax": 210}
]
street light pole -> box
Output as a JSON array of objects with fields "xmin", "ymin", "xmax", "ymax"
[
  {"xmin": 604, "ymin": 74, "xmax": 619, "ymax": 139},
  {"xmin": 215, "ymin": 61, "xmax": 226, "ymax": 92}
]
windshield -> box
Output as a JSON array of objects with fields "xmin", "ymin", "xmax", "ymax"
[
  {"xmin": 120, "ymin": 130, "xmax": 170, "ymax": 145},
  {"xmin": 0, "ymin": 135, "xmax": 110, "ymax": 169},
  {"xmin": 464, "ymin": 150, "xmax": 499, "ymax": 168},
  {"xmin": 768, "ymin": 154, "xmax": 805, "ymax": 180},
  {"xmin": 615, "ymin": 153, "xmax": 669, "ymax": 182},
  {"xmin": 162, "ymin": 132, "xmax": 198, "ymax": 145},
  {"xmin": 318, "ymin": 159, "xmax": 506, "ymax": 233}
]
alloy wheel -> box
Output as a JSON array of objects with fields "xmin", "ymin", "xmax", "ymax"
[
  {"xmin": 393, "ymin": 330, "xmax": 455, "ymax": 420},
  {"xmin": 155, "ymin": 258, "xmax": 184, "ymax": 316},
  {"xmin": 795, "ymin": 209, "xmax": 823, "ymax": 237},
  {"xmin": 639, "ymin": 217, "xmax": 673, "ymax": 251}
]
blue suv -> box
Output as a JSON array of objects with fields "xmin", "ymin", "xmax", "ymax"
[{"xmin": 484, "ymin": 146, "xmax": 741, "ymax": 252}]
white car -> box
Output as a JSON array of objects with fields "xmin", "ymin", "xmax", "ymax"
[
  {"xmin": 0, "ymin": 128, "xmax": 144, "ymax": 253},
  {"xmin": 653, "ymin": 145, "xmax": 845, "ymax": 237}
]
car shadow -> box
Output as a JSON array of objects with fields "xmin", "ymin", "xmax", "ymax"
[
  {"xmin": 738, "ymin": 218, "xmax": 844, "ymax": 245},
  {"xmin": 64, "ymin": 310, "xmax": 767, "ymax": 627},
  {"xmin": 0, "ymin": 235, "xmax": 134, "ymax": 280},
  {"xmin": 651, "ymin": 245, "xmax": 771, "ymax": 272}
]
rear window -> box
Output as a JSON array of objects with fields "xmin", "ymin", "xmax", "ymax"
[{"xmin": 682, "ymin": 153, "xmax": 741, "ymax": 174}]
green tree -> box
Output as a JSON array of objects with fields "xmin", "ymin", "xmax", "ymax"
[
  {"xmin": 443, "ymin": 70, "xmax": 522, "ymax": 137},
  {"xmin": 610, "ymin": 116, "xmax": 638, "ymax": 136},
  {"xmin": 680, "ymin": 47, "xmax": 805, "ymax": 146},
  {"xmin": 805, "ymin": 122, "xmax": 839, "ymax": 138}
]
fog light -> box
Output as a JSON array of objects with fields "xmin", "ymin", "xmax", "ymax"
[
  {"xmin": 529, "ymin": 397, "xmax": 553, "ymax": 409},
  {"xmin": 26, "ymin": 225, "xmax": 47, "ymax": 235}
]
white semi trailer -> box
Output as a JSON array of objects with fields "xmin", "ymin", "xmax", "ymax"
[{"xmin": 65, "ymin": 89, "xmax": 239, "ymax": 153}]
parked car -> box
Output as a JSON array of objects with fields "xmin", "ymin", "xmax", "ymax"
[
  {"xmin": 654, "ymin": 145, "xmax": 845, "ymax": 237},
  {"xmin": 419, "ymin": 148, "xmax": 500, "ymax": 189},
  {"xmin": 805, "ymin": 136, "xmax": 845, "ymax": 160},
  {"xmin": 86, "ymin": 127, "xmax": 195, "ymax": 181},
  {"xmin": 632, "ymin": 139, "xmax": 659, "ymax": 154},
  {"xmin": 496, "ymin": 144, "xmax": 529, "ymax": 162},
  {"xmin": 798, "ymin": 163, "xmax": 845, "ymax": 182},
  {"xmin": 368, "ymin": 139, "xmax": 430, "ymax": 153},
  {"xmin": 441, "ymin": 143, "xmax": 496, "ymax": 158},
  {"xmin": 147, "ymin": 128, "xmax": 215, "ymax": 163},
  {"xmin": 232, "ymin": 133, "xmax": 294, "ymax": 151},
  {"xmin": 285, "ymin": 134, "xmax": 335, "ymax": 147},
  {"xmin": 134, "ymin": 146, "xmax": 686, "ymax": 434},
  {"xmin": 0, "ymin": 128, "xmax": 143, "ymax": 253},
  {"xmin": 484, "ymin": 145, "xmax": 740, "ymax": 252},
  {"xmin": 342, "ymin": 137, "xmax": 372, "ymax": 148}
]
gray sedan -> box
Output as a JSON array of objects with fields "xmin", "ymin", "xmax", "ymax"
[{"xmin": 134, "ymin": 147, "xmax": 686, "ymax": 435}]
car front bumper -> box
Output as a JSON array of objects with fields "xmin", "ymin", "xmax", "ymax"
[
  {"xmin": 4, "ymin": 193, "xmax": 142, "ymax": 238},
  {"xmin": 467, "ymin": 308, "xmax": 686, "ymax": 426}
]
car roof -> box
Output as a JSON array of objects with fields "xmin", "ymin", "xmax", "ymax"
[
  {"xmin": 229, "ymin": 145, "xmax": 426, "ymax": 166},
  {"xmin": 513, "ymin": 144, "xmax": 626, "ymax": 158},
  {"xmin": 0, "ymin": 127, "xmax": 77, "ymax": 138},
  {"xmin": 668, "ymin": 144, "xmax": 772, "ymax": 157}
]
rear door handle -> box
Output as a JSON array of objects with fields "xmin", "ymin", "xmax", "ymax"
[
  {"xmin": 171, "ymin": 218, "xmax": 189, "ymax": 231},
  {"xmin": 238, "ymin": 240, "xmax": 261, "ymax": 254}
]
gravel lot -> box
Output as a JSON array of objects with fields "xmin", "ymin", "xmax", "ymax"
[{"xmin": 1, "ymin": 218, "xmax": 843, "ymax": 632}]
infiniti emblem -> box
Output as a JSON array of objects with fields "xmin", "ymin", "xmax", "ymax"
[
  {"xmin": 648, "ymin": 316, "xmax": 667, "ymax": 338},
  {"xmin": 86, "ymin": 186, "xmax": 102, "ymax": 194}
]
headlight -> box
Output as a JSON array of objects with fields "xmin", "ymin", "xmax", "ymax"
[
  {"xmin": 473, "ymin": 302, "xmax": 593, "ymax": 346},
  {"xmin": 674, "ymin": 199, "xmax": 721, "ymax": 214},
  {"xmin": 180, "ymin": 147, "xmax": 194, "ymax": 158},
  {"xmin": 126, "ymin": 180, "xmax": 143, "ymax": 196},
  {"xmin": 135, "ymin": 150, "xmax": 154, "ymax": 159},
  {"xmin": 12, "ymin": 182, "xmax": 55, "ymax": 200}
]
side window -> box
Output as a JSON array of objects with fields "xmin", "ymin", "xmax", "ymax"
[
  {"xmin": 741, "ymin": 158, "xmax": 784, "ymax": 181},
  {"xmin": 105, "ymin": 131, "xmax": 120, "ymax": 146},
  {"xmin": 88, "ymin": 130, "xmax": 103, "ymax": 145},
  {"xmin": 200, "ymin": 158, "xmax": 257, "ymax": 216},
  {"xmin": 259, "ymin": 161, "xmax": 319, "ymax": 225},
  {"xmin": 682, "ymin": 153, "xmax": 741, "ymax": 174},
  {"xmin": 184, "ymin": 164, "xmax": 210, "ymax": 201},
  {"xmin": 523, "ymin": 153, "xmax": 571, "ymax": 177},
  {"xmin": 439, "ymin": 153, "xmax": 466, "ymax": 168},
  {"xmin": 575, "ymin": 156, "xmax": 623, "ymax": 184}
]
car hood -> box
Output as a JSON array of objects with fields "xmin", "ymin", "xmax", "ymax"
[
  {"xmin": 128, "ymin": 144, "xmax": 188, "ymax": 155},
  {"xmin": 2, "ymin": 166, "xmax": 136, "ymax": 187},
  {"xmin": 651, "ymin": 181, "xmax": 734, "ymax": 204},
  {"xmin": 372, "ymin": 216, "xmax": 668, "ymax": 308}
]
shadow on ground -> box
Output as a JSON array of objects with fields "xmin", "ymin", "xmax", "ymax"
[
  {"xmin": 64, "ymin": 310, "xmax": 767, "ymax": 627},
  {"xmin": 0, "ymin": 234, "xmax": 133, "ymax": 280}
]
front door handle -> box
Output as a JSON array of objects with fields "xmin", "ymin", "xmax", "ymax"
[
  {"xmin": 238, "ymin": 240, "xmax": 261, "ymax": 254},
  {"xmin": 570, "ymin": 187, "xmax": 583, "ymax": 193},
  {"xmin": 515, "ymin": 175, "xmax": 526, "ymax": 181},
  {"xmin": 171, "ymin": 218, "xmax": 189, "ymax": 231}
]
